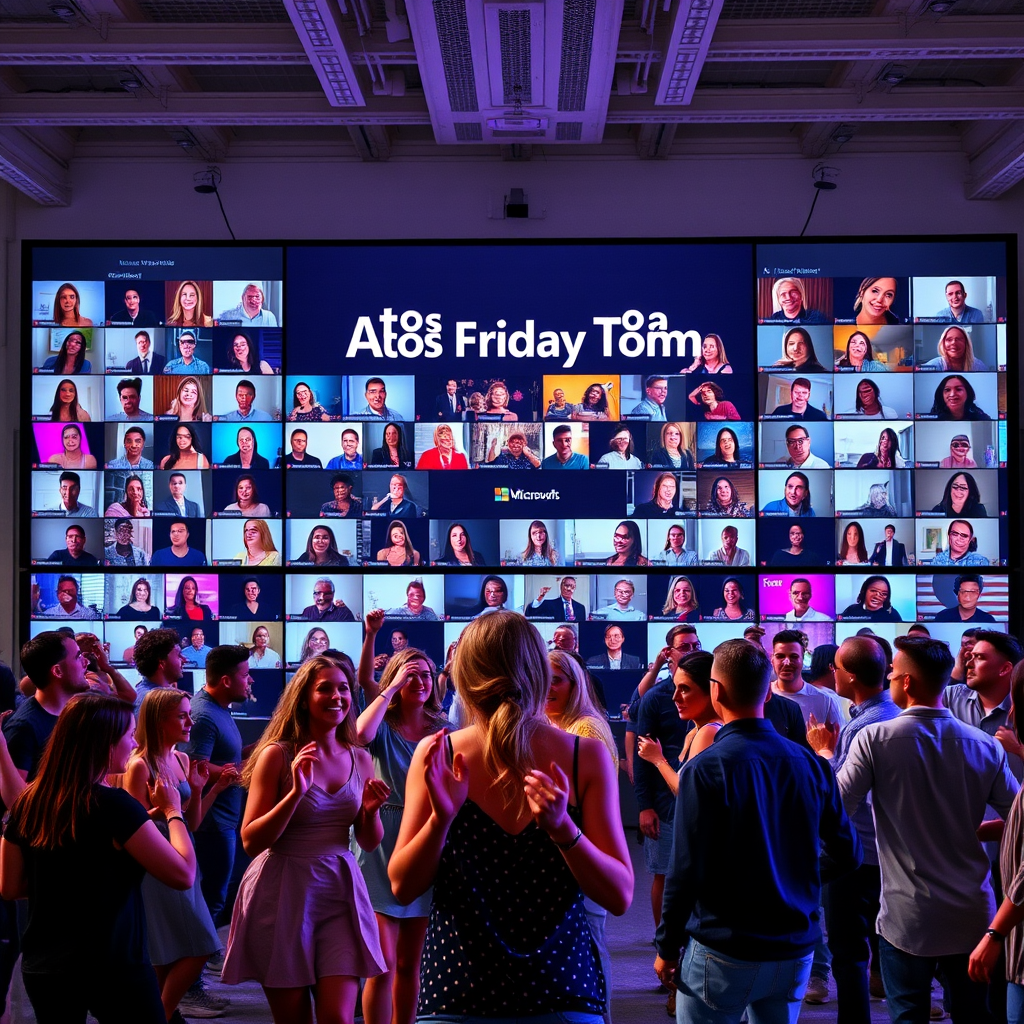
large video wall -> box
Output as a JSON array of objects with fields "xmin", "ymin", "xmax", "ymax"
[{"xmin": 23, "ymin": 239, "xmax": 1014, "ymax": 718}]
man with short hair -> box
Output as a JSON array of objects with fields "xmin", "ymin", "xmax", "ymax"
[
  {"xmin": 218, "ymin": 379, "xmax": 272, "ymax": 422},
  {"xmin": 150, "ymin": 520, "xmax": 208, "ymax": 567},
  {"xmin": 591, "ymin": 579, "xmax": 645, "ymax": 621},
  {"xmin": 629, "ymin": 375, "xmax": 669, "ymax": 420},
  {"xmin": 164, "ymin": 332, "xmax": 211, "ymax": 374},
  {"xmin": 45, "ymin": 524, "xmax": 99, "ymax": 566},
  {"xmin": 35, "ymin": 575, "xmax": 98, "ymax": 619},
  {"xmin": 655, "ymin": 638, "xmax": 860, "ymax": 1021},
  {"xmin": 934, "ymin": 280, "xmax": 985, "ymax": 324},
  {"xmin": 131, "ymin": 627, "xmax": 183, "ymax": 715},
  {"xmin": 218, "ymin": 283, "xmax": 278, "ymax": 326},
  {"xmin": 108, "ymin": 377, "xmax": 153, "ymax": 421},
  {"xmin": 586, "ymin": 625, "xmax": 641, "ymax": 671},
  {"xmin": 103, "ymin": 520, "xmax": 149, "ymax": 567},
  {"xmin": 771, "ymin": 629, "xmax": 843, "ymax": 730},
  {"xmin": 771, "ymin": 377, "xmax": 828, "ymax": 420},
  {"xmin": 279, "ymin": 428, "xmax": 323, "ymax": 469},
  {"xmin": 485, "ymin": 431, "xmax": 540, "ymax": 469},
  {"xmin": 525, "ymin": 576, "xmax": 586, "ymax": 622},
  {"xmin": 540, "ymin": 424, "xmax": 588, "ymax": 469},
  {"xmin": 868, "ymin": 523, "xmax": 909, "ymax": 567},
  {"xmin": 110, "ymin": 289, "xmax": 159, "ymax": 329},
  {"xmin": 838, "ymin": 635, "xmax": 1018, "ymax": 1022},
  {"xmin": 358, "ymin": 377, "xmax": 397, "ymax": 420},
  {"xmin": 106, "ymin": 425, "xmax": 154, "ymax": 470},
  {"xmin": 181, "ymin": 627, "xmax": 213, "ymax": 668},
  {"xmin": 934, "ymin": 573, "xmax": 996, "ymax": 622},
  {"xmin": 154, "ymin": 472, "xmax": 201, "ymax": 517},
  {"xmin": 551, "ymin": 624, "xmax": 578, "ymax": 652},
  {"xmin": 784, "ymin": 578, "xmax": 830, "ymax": 622},
  {"xmin": 436, "ymin": 378, "xmax": 464, "ymax": 421},
  {"xmin": 707, "ymin": 525, "xmax": 751, "ymax": 567},
  {"xmin": 326, "ymin": 429, "xmax": 364, "ymax": 471},
  {"xmin": 299, "ymin": 578, "xmax": 355, "ymax": 622},
  {"xmin": 778, "ymin": 424, "xmax": 830, "ymax": 469},
  {"xmin": 52, "ymin": 471, "xmax": 97, "ymax": 517},
  {"xmin": 124, "ymin": 329, "xmax": 164, "ymax": 372}
]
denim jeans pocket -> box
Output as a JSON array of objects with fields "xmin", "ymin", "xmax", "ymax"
[{"xmin": 703, "ymin": 952, "xmax": 759, "ymax": 1014}]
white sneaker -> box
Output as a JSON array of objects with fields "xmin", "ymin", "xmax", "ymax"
[{"xmin": 178, "ymin": 988, "xmax": 228, "ymax": 1018}]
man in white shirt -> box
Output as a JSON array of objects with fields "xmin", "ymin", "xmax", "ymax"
[
  {"xmin": 784, "ymin": 578, "xmax": 831, "ymax": 622},
  {"xmin": 779, "ymin": 425, "xmax": 830, "ymax": 470}
]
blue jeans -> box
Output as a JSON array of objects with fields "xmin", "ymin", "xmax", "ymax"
[
  {"xmin": 1007, "ymin": 981, "xmax": 1024, "ymax": 1024},
  {"xmin": 194, "ymin": 827, "xmax": 236, "ymax": 926},
  {"xmin": 878, "ymin": 936, "xmax": 993, "ymax": 1024},
  {"xmin": 674, "ymin": 938, "xmax": 812, "ymax": 1024}
]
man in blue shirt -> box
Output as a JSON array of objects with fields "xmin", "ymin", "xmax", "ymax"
[
  {"xmin": 217, "ymin": 379, "xmax": 273, "ymax": 422},
  {"xmin": 180, "ymin": 626, "xmax": 213, "ymax": 668},
  {"xmin": 131, "ymin": 627, "xmax": 184, "ymax": 716},
  {"xmin": 357, "ymin": 377, "xmax": 398, "ymax": 420},
  {"xmin": 934, "ymin": 280, "xmax": 986, "ymax": 323},
  {"xmin": 629, "ymin": 375, "xmax": 668, "ymax": 420},
  {"xmin": 217, "ymin": 283, "xmax": 278, "ymax": 326},
  {"xmin": 150, "ymin": 520, "xmax": 208, "ymax": 567},
  {"xmin": 106, "ymin": 425, "xmax": 154, "ymax": 470},
  {"xmin": 164, "ymin": 332, "xmax": 211, "ymax": 375},
  {"xmin": 540, "ymin": 424, "xmax": 588, "ymax": 470},
  {"xmin": 655, "ymin": 637, "xmax": 860, "ymax": 1022},
  {"xmin": 326, "ymin": 428, "xmax": 364, "ymax": 470}
]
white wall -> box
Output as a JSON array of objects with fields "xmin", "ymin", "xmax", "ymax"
[{"xmin": 2, "ymin": 149, "xmax": 1021, "ymax": 663}]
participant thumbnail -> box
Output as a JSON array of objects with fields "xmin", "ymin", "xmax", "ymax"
[
  {"xmin": 911, "ymin": 275, "xmax": 1000, "ymax": 324},
  {"xmin": 522, "ymin": 575, "xmax": 590, "ymax": 621},
  {"xmin": 430, "ymin": 519, "xmax": 499, "ymax": 567},
  {"xmin": 832, "ymin": 276, "xmax": 910, "ymax": 325},
  {"xmin": 541, "ymin": 376, "xmax": 620, "ymax": 420},
  {"xmin": 756, "ymin": 276, "xmax": 833, "ymax": 325},
  {"xmin": 833, "ymin": 470, "xmax": 912, "ymax": 519},
  {"xmin": 913, "ymin": 323, "xmax": 998, "ymax": 372},
  {"xmin": 444, "ymin": 573, "xmax": 522, "ymax": 620},
  {"xmin": 835, "ymin": 574, "xmax": 916, "ymax": 623},
  {"xmin": 833, "ymin": 374, "xmax": 913, "ymax": 420},
  {"xmin": 832, "ymin": 421, "xmax": 911, "ymax": 469},
  {"xmin": 285, "ymin": 573, "xmax": 361, "ymax": 622},
  {"xmin": 32, "ymin": 375, "xmax": 105, "ymax": 422},
  {"xmin": 286, "ymin": 520, "xmax": 358, "ymax": 566},
  {"xmin": 628, "ymin": 470, "xmax": 696, "ymax": 517},
  {"xmin": 756, "ymin": 325, "xmax": 833, "ymax": 372},
  {"xmin": 217, "ymin": 574, "xmax": 283, "ymax": 620},
  {"xmin": 916, "ymin": 573, "xmax": 1008, "ymax": 623},
  {"xmin": 211, "ymin": 518, "xmax": 284, "ymax": 566},
  {"xmin": 31, "ymin": 326, "xmax": 101, "ymax": 374},
  {"xmin": 758, "ymin": 420, "xmax": 833, "ymax": 469},
  {"xmin": 162, "ymin": 572, "xmax": 219, "ymax": 620},
  {"xmin": 30, "ymin": 571, "xmax": 104, "ymax": 619},
  {"xmin": 758, "ymin": 574, "xmax": 836, "ymax": 623},
  {"xmin": 696, "ymin": 423, "xmax": 755, "ymax": 469},
  {"xmin": 497, "ymin": 518, "xmax": 572, "ymax": 567},
  {"xmin": 835, "ymin": 519, "xmax": 915, "ymax": 567},
  {"xmin": 759, "ymin": 373, "xmax": 832, "ymax": 420},
  {"xmin": 913, "ymin": 372, "xmax": 999, "ymax": 421},
  {"xmin": 758, "ymin": 519, "xmax": 834, "ymax": 568},
  {"xmin": 758, "ymin": 469, "xmax": 833, "ymax": 518},
  {"xmin": 365, "ymin": 519, "xmax": 428, "ymax": 567},
  {"xmin": 573, "ymin": 519, "xmax": 650, "ymax": 566},
  {"xmin": 832, "ymin": 325, "xmax": 913, "ymax": 371}
]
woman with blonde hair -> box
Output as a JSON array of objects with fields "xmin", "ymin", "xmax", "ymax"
[
  {"xmin": 662, "ymin": 575, "xmax": 700, "ymax": 622},
  {"xmin": 682, "ymin": 332, "xmax": 734, "ymax": 372},
  {"xmin": 234, "ymin": 518, "xmax": 280, "ymax": 566},
  {"xmin": 167, "ymin": 281, "xmax": 212, "ymax": 328},
  {"xmin": 923, "ymin": 325, "xmax": 985, "ymax": 372},
  {"xmin": 222, "ymin": 655, "xmax": 389, "ymax": 1022},
  {"xmin": 125, "ymin": 688, "xmax": 225, "ymax": 1023},
  {"xmin": 648, "ymin": 421, "xmax": 694, "ymax": 470},
  {"xmin": 391, "ymin": 611, "xmax": 632, "ymax": 1022},
  {"xmin": 415, "ymin": 423, "xmax": 469, "ymax": 470},
  {"xmin": 356, "ymin": 610, "xmax": 449, "ymax": 1024},
  {"xmin": 167, "ymin": 376, "xmax": 211, "ymax": 422}
]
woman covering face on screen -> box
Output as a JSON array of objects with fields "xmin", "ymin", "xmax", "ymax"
[
  {"xmin": 661, "ymin": 575, "xmax": 699, "ymax": 622},
  {"xmin": 438, "ymin": 523, "xmax": 485, "ymax": 566},
  {"xmin": 687, "ymin": 381, "xmax": 741, "ymax": 421},
  {"xmin": 932, "ymin": 472, "xmax": 987, "ymax": 517},
  {"xmin": 648, "ymin": 422, "xmax": 694, "ymax": 470},
  {"xmin": 940, "ymin": 434, "xmax": 977, "ymax": 469},
  {"xmin": 606, "ymin": 520, "xmax": 649, "ymax": 567},
  {"xmin": 520, "ymin": 520, "xmax": 560, "ymax": 567},
  {"xmin": 922, "ymin": 326, "xmax": 986, "ymax": 373},
  {"xmin": 167, "ymin": 280, "xmax": 212, "ymax": 327},
  {"xmin": 167, "ymin": 376, "xmax": 211, "ymax": 422},
  {"xmin": 837, "ymin": 521, "xmax": 869, "ymax": 565},
  {"xmin": 705, "ymin": 476, "xmax": 751, "ymax": 517},
  {"xmin": 836, "ymin": 331, "xmax": 888, "ymax": 372},
  {"xmin": 856, "ymin": 428, "xmax": 905, "ymax": 469},
  {"xmin": 376, "ymin": 521, "xmax": 421, "ymax": 567},
  {"xmin": 853, "ymin": 277, "xmax": 899, "ymax": 326},
  {"xmin": 772, "ymin": 327, "xmax": 827, "ymax": 372},
  {"xmin": 235, "ymin": 519, "xmax": 281, "ymax": 567},
  {"xmin": 570, "ymin": 383, "xmax": 610, "ymax": 421},
  {"xmin": 47, "ymin": 424, "xmax": 96, "ymax": 470},
  {"xmin": 43, "ymin": 331, "xmax": 91, "ymax": 374},
  {"xmin": 930, "ymin": 375, "xmax": 990, "ymax": 421},
  {"xmin": 49, "ymin": 379, "xmax": 90, "ymax": 423},
  {"xmin": 683, "ymin": 333, "xmax": 734, "ymax": 373},
  {"xmin": 53, "ymin": 283, "xmax": 92, "ymax": 327},
  {"xmin": 160, "ymin": 423, "xmax": 209, "ymax": 471}
]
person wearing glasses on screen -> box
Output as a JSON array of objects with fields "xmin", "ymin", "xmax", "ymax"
[
  {"xmin": 477, "ymin": 575, "xmax": 509, "ymax": 614},
  {"xmin": 150, "ymin": 521, "xmax": 207, "ymax": 567},
  {"xmin": 648, "ymin": 422, "xmax": 694, "ymax": 470},
  {"xmin": 234, "ymin": 519, "xmax": 281, "ymax": 567},
  {"xmin": 933, "ymin": 574, "xmax": 996, "ymax": 623},
  {"xmin": 771, "ymin": 327, "xmax": 828, "ymax": 372},
  {"xmin": 45, "ymin": 424, "xmax": 96, "ymax": 470},
  {"xmin": 632, "ymin": 473, "xmax": 681, "ymax": 518},
  {"xmin": 842, "ymin": 378, "xmax": 897, "ymax": 419},
  {"xmin": 709, "ymin": 578, "xmax": 755, "ymax": 622},
  {"xmin": 294, "ymin": 525, "xmax": 349, "ymax": 567},
  {"xmin": 219, "ymin": 284, "xmax": 278, "ymax": 327},
  {"xmin": 288, "ymin": 382, "xmax": 330, "ymax": 422},
  {"xmin": 358, "ymin": 377, "xmax": 398, "ymax": 420},
  {"xmin": 46, "ymin": 524, "xmax": 99, "ymax": 567},
  {"xmin": 868, "ymin": 523, "xmax": 909, "ymax": 567},
  {"xmin": 296, "ymin": 627, "xmax": 330, "ymax": 665},
  {"xmin": 706, "ymin": 525, "xmax": 751, "ymax": 567},
  {"xmin": 116, "ymin": 578, "xmax": 161, "ymax": 620},
  {"xmin": 320, "ymin": 473, "xmax": 363, "ymax": 518},
  {"xmin": 525, "ymin": 577, "xmax": 585, "ymax": 622},
  {"xmin": 776, "ymin": 425, "xmax": 830, "ymax": 470},
  {"xmin": 769, "ymin": 378, "xmax": 828, "ymax": 421},
  {"xmin": 369, "ymin": 474, "xmax": 420, "ymax": 518},
  {"xmin": 855, "ymin": 427, "xmax": 905, "ymax": 469},
  {"xmin": 761, "ymin": 471, "xmax": 816, "ymax": 517},
  {"xmin": 700, "ymin": 427, "xmax": 743, "ymax": 469},
  {"xmin": 596, "ymin": 427, "xmax": 643, "ymax": 469},
  {"xmin": 932, "ymin": 472, "xmax": 988, "ymax": 517},
  {"xmin": 940, "ymin": 434, "xmax": 977, "ymax": 468},
  {"xmin": 705, "ymin": 476, "xmax": 751, "ymax": 518},
  {"xmin": 921, "ymin": 325, "xmax": 987, "ymax": 372},
  {"xmin": 764, "ymin": 278, "xmax": 829, "ymax": 326},
  {"xmin": 42, "ymin": 330, "xmax": 91, "ymax": 375},
  {"xmin": 932, "ymin": 520, "xmax": 990, "ymax": 567},
  {"xmin": 107, "ymin": 426, "xmax": 153, "ymax": 471},
  {"xmin": 660, "ymin": 524, "xmax": 697, "ymax": 567},
  {"xmin": 370, "ymin": 423, "xmax": 414, "ymax": 468},
  {"xmin": 299, "ymin": 578, "xmax": 355, "ymax": 622},
  {"xmin": 839, "ymin": 575, "xmax": 903, "ymax": 622},
  {"xmin": 681, "ymin": 333, "xmax": 734, "ymax": 373},
  {"xmin": 933, "ymin": 280, "xmax": 986, "ymax": 324},
  {"xmin": 163, "ymin": 331, "xmax": 211, "ymax": 374},
  {"xmin": 485, "ymin": 431, "xmax": 541, "ymax": 469},
  {"xmin": 221, "ymin": 426, "xmax": 270, "ymax": 471},
  {"xmin": 590, "ymin": 580, "xmax": 645, "ymax": 621},
  {"xmin": 248, "ymin": 626, "xmax": 282, "ymax": 669},
  {"xmin": 835, "ymin": 330, "xmax": 888, "ymax": 372},
  {"xmin": 103, "ymin": 520, "xmax": 149, "ymax": 567},
  {"xmin": 629, "ymin": 375, "xmax": 668, "ymax": 420},
  {"xmin": 223, "ymin": 473, "xmax": 270, "ymax": 517},
  {"xmin": 36, "ymin": 575, "xmax": 98, "ymax": 619},
  {"xmin": 166, "ymin": 375, "xmax": 211, "ymax": 423},
  {"xmin": 686, "ymin": 380, "xmax": 741, "ymax": 422},
  {"xmin": 416, "ymin": 423, "xmax": 470, "ymax": 470},
  {"xmin": 278, "ymin": 428, "xmax": 324, "ymax": 469},
  {"xmin": 385, "ymin": 580, "xmax": 439, "ymax": 620},
  {"xmin": 767, "ymin": 523, "xmax": 821, "ymax": 568},
  {"xmin": 545, "ymin": 388, "xmax": 572, "ymax": 421},
  {"xmin": 437, "ymin": 523, "xmax": 486, "ymax": 566},
  {"xmin": 48, "ymin": 379, "xmax": 91, "ymax": 423},
  {"xmin": 159, "ymin": 424, "xmax": 209, "ymax": 471},
  {"xmin": 929, "ymin": 374, "xmax": 991, "ymax": 421},
  {"xmin": 51, "ymin": 471, "xmax": 97, "ymax": 518}
]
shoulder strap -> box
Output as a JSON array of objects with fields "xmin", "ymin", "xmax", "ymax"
[{"xmin": 572, "ymin": 734, "xmax": 580, "ymax": 807}]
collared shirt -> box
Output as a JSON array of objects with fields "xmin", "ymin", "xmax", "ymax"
[
  {"xmin": 657, "ymin": 718, "xmax": 860, "ymax": 963},
  {"xmin": 325, "ymin": 453, "xmax": 364, "ymax": 471},
  {"xmin": 707, "ymin": 546, "xmax": 751, "ymax": 567},
  {"xmin": 628, "ymin": 396, "xmax": 666, "ymax": 421},
  {"xmin": 661, "ymin": 548, "xmax": 698, "ymax": 566},
  {"xmin": 487, "ymin": 452, "xmax": 536, "ymax": 469},
  {"xmin": 784, "ymin": 607, "xmax": 830, "ymax": 622},
  {"xmin": 838, "ymin": 706, "xmax": 1018, "ymax": 956},
  {"xmin": 106, "ymin": 456, "xmax": 155, "ymax": 470},
  {"xmin": 358, "ymin": 403, "xmax": 398, "ymax": 421},
  {"xmin": 219, "ymin": 407, "xmax": 273, "ymax": 422},
  {"xmin": 164, "ymin": 357, "xmax": 212, "ymax": 375},
  {"xmin": 934, "ymin": 304, "xmax": 985, "ymax": 323},
  {"xmin": 181, "ymin": 643, "xmax": 213, "ymax": 667},
  {"xmin": 218, "ymin": 303, "xmax": 278, "ymax": 326},
  {"xmin": 39, "ymin": 601, "xmax": 98, "ymax": 620},
  {"xmin": 108, "ymin": 412, "xmax": 154, "ymax": 422},
  {"xmin": 634, "ymin": 679, "xmax": 690, "ymax": 821},
  {"xmin": 783, "ymin": 453, "xmax": 831, "ymax": 470},
  {"xmin": 945, "ymin": 683, "xmax": 1024, "ymax": 781},
  {"xmin": 591, "ymin": 603, "xmax": 645, "ymax": 621},
  {"xmin": 52, "ymin": 502, "xmax": 98, "ymax": 518},
  {"xmin": 932, "ymin": 550, "xmax": 990, "ymax": 567}
]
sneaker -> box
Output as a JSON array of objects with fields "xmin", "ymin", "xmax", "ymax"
[
  {"xmin": 803, "ymin": 976, "xmax": 829, "ymax": 1004},
  {"xmin": 177, "ymin": 989, "xmax": 228, "ymax": 1018},
  {"xmin": 204, "ymin": 950, "xmax": 225, "ymax": 978}
]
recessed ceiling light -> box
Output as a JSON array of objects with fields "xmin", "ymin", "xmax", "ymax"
[
  {"xmin": 120, "ymin": 77, "xmax": 142, "ymax": 91},
  {"xmin": 928, "ymin": 0, "xmax": 956, "ymax": 12},
  {"xmin": 48, "ymin": 3, "xmax": 77, "ymax": 18}
]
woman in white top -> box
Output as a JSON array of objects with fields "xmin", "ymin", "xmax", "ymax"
[
  {"xmin": 248, "ymin": 625, "xmax": 282, "ymax": 669},
  {"xmin": 596, "ymin": 428, "xmax": 643, "ymax": 469}
]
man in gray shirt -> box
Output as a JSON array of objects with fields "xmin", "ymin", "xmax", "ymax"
[{"xmin": 837, "ymin": 635, "xmax": 1018, "ymax": 1023}]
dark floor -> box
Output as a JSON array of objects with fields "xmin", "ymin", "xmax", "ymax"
[{"xmin": 5, "ymin": 838, "xmax": 927, "ymax": 1022}]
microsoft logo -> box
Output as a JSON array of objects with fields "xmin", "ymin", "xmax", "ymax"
[
  {"xmin": 493, "ymin": 487, "xmax": 561, "ymax": 501},
  {"xmin": 495, "ymin": 487, "xmax": 510, "ymax": 502}
]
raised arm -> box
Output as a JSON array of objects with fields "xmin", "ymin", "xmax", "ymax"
[
  {"xmin": 357, "ymin": 674, "xmax": 402, "ymax": 745},
  {"xmin": 358, "ymin": 609, "xmax": 386, "ymax": 702}
]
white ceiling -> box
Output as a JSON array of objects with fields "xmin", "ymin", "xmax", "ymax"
[{"xmin": 1, "ymin": 0, "xmax": 1023, "ymax": 205}]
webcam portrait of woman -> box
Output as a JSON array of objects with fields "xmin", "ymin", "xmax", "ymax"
[{"xmin": 853, "ymin": 277, "xmax": 898, "ymax": 326}]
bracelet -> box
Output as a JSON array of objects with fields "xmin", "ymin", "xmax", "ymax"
[
  {"xmin": 986, "ymin": 928, "xmax": 1005, "ymax": 943},
  {"xmin": 165, "ymin": 814, "xmax": 186, "ymax": 826},
  {"xmin": 553, "ymin": 827, "xmax": 583, "ymax": 851}
]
